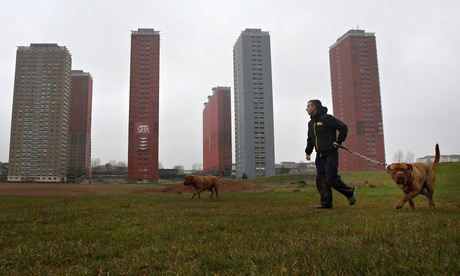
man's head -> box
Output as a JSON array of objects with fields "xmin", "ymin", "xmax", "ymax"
[{"xmin": 306, "ymin": 99, "xmax": 322, "ymax": 116}]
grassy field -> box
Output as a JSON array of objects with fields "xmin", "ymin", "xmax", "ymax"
[{"xmin": 0, "ymin": 163, "xmax": 459, "ymax": 274}]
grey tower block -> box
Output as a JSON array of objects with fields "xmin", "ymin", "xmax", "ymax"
[{"xmin": 233, "ymin": 29, "xmax": 275, "ymax": 179}]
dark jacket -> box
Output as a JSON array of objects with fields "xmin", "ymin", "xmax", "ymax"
[{"xmin": 305, "ymin": 106, "xmax": 348, "ymax": 156}]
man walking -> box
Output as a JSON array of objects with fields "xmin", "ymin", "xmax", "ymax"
[{"xmin": 305, "ymin": 100, "xmax": 356, "ymax": 209}]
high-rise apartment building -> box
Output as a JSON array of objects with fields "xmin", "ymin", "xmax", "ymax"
[
  {"xmin": 233, "ymin": 28, "xmax": 275, "ymax": 178},
  {"xmin": 128, "ymin": 28, "xmax": 160, "ymax": 182},
  {"xmin": 8, "ymin": 43, "xmax": 72, "ymax": 182},
  {"xmin": 329, "ymin": 29, "xmax": 385, "ymax": 171},
  {"xmin": 203, "ymin": 87, "xmax": 232, "ymax": 174},
  {"xmin": 68, "ymin": 70, "xmax": 93, "ymax": 179}
]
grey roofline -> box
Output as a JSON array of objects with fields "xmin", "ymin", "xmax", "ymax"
[{"xmin": 330, "ymin": 29, "xmax": 375, "ymax": 49}]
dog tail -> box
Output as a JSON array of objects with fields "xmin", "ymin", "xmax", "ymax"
[
  {"xmin": 217, "ymin": 170, "xmax": 225, "ymax": 179},
  {"xmin": 432, "ymin": 143, "xmax": 440, "ymax": 169}
]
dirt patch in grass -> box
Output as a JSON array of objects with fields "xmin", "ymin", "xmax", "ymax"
[
  {"xmin": 0, "ymin": 179, "xmax": 266, "ymax": 196},
  {"xmin": 0, "ymin": 183, "xmax": 134, "ymax": 196},
  {"xmin": 134, "ymin": 179, "xmax": 266, "ymax": 195}
]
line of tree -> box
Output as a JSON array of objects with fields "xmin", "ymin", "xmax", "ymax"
[
  {"xmin": 91, "ymin": 158, "xmax": 127, "ymax": 168},
  {"xmin": 91, "ymin": 158, "xmax": 202, "ymax": 172},
  {"xmin": 393, "ymin": 150, "xmax": 415, "ymax": 163}
]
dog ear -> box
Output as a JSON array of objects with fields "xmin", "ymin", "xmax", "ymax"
[
  {"xmin": 386, "ymin": 164, "xmax": 393, "ymax": 173},
  {"xmin": 406, "ymin": 164, "xmax": 413, "ymax": 174}
]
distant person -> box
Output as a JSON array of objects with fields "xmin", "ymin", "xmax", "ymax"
[{"xmin": 305, "ymin": 100, "xmax": 356, "ymax": 209}]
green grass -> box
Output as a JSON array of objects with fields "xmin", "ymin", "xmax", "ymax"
[{"xmin": 0, "ymin": 164, "xmax": 459, "ymax": 274}]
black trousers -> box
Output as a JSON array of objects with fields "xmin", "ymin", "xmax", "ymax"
[{"xmin": 315, "ymin": 153, "xmax": 354, "ymax": 207}]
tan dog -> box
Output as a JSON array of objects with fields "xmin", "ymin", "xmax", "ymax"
[
  {"xmin": 183, "ymin": 171, "xmax": 224, "ymax": 199},
  {"xmin": 387, "ymin": 144, "xmax": 440, "ymax": 209}
]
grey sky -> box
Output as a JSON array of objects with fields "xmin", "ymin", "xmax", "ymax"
[{"xmin": 1, "ymin": 0, "xmax": 459, "ymax": 169}]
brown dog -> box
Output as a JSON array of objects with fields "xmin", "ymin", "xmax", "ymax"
[
  {"xmin": 387, "ymin": 144, "xmax": 440, "ymax": 209},
  {"xmin": 183, "ymin": 171, "xmax": 224, "ymax": 199}
]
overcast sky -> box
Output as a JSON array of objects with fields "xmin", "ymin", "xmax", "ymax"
[{"xmin": 1, "ymin": 0, "xmax": 459, "ymax": 169}]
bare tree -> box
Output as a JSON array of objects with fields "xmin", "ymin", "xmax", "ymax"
[
  {"xmin": 91, "ymin": 158, "xmax": 101, "ymax": 168},
  {"xmin": 191, "ymin": 163, "xmax": 202, "ymax": 171},
  {"xmin": 405, "ymin": 151, "xmax": 415, "ymax": 163},
  {"xmin": 393, "ymin": 150, "xmax": 404, "ymax": 162},
  {"xmin": 173, "ymin": 165, "xmax": 184, "ymax": 175}
]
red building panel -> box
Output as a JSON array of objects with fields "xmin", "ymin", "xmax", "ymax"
[
  {"xmin": 69, "ymin": 70, "xmax": 92, "ymax": 178},
  {"xmin": 329, "ymin": 30, "xmax": 386, "ymax": 171},
  {"xmin": 203, "ymin": 87, "xmax": 232, "ymax": 174},
  {"xmin": 128, "ymin": 29, "xmax": 160, "ymax": 182}
]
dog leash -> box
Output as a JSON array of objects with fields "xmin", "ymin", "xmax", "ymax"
[{"xmin": 335, "ymin": 143, "xmax": 388, "ymax": 168}]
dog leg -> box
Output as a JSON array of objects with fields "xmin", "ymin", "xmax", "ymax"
[
  {"xmin": 191, "ymin": 192, "xmax": 196, "ymax": 199},
  {"xmin": 395, "ymin": 191, "xmax": 419, "ymax": 209},
  {"xmin": 420, "ymin": 188, "xmax": 427, "ymax": 196},
  {"xmin": 425, "ymin": 183, "xmax": 435, "ymax": 209},
  {"xmin": 408, "ymin": 199, "xmax": 416, "ymax": 210},
  {"xmin": 210, "ymin": 189, "xmax": 214, "ymax": 199},
  {"xmin": 214, "ymin": 187, "xmax": 218, "ymax": 199}
]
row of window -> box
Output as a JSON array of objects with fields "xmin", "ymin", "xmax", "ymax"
[{"xmin": 8, "ymin": 176, "xmax": 63, "ymax": 181}]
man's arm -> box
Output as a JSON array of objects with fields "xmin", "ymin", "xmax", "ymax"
[
  {"xmin": 328, "ymin": 116, "xmax": 348, "ymax": 144},
  {"xmin": 305, "ymin": 122, "xmax": 314, "ymax": 156}
]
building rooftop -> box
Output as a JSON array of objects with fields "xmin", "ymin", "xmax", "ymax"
[
  {"xmin": 203, "ymin": 86, "xmax": 231, "ymax": 107},
  {"xmin": 418, "ymin": 154, "xmax": 460, "ymax": 159},
  {"xmin": 330, "ymin": 29, "xmax": 375, "ymax": 48},
  {"xmin": 132, "ymin": 28, "xmax": 160, "ymax": 35},
  {"xmin": 17, "ymin": 43, "xmax": 70, "ymax": 53},
  {"xmin": 71, "ymin": 70, "xmax": 92, "ymax": 78},
  {"xmin": 241, "ymin": 28, "xmax": 270, "ymax": 36},
  {"xmin": 30, "ymin": 43, "xmax": 60, "ymax": 47},
  {"xmin": 212, "ymin": 86, "xmax": 231, "ymax": 92}
]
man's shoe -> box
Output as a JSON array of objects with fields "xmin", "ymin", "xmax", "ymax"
[
  {"xmin": 314, "ymin": 204, "xmax": 333, "ymax": 209},
  {"xmin": 348, "ymin": 187, "xmax": 357, "ymax": 206}
]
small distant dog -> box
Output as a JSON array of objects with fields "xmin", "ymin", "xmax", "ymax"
[
  {"xmin": 387, "ymin": 144, "xmax": 440, "ymax": 209},
  {"xmin": 183, "ymin": 171, "xmax": 224, "ymax": 199}
]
